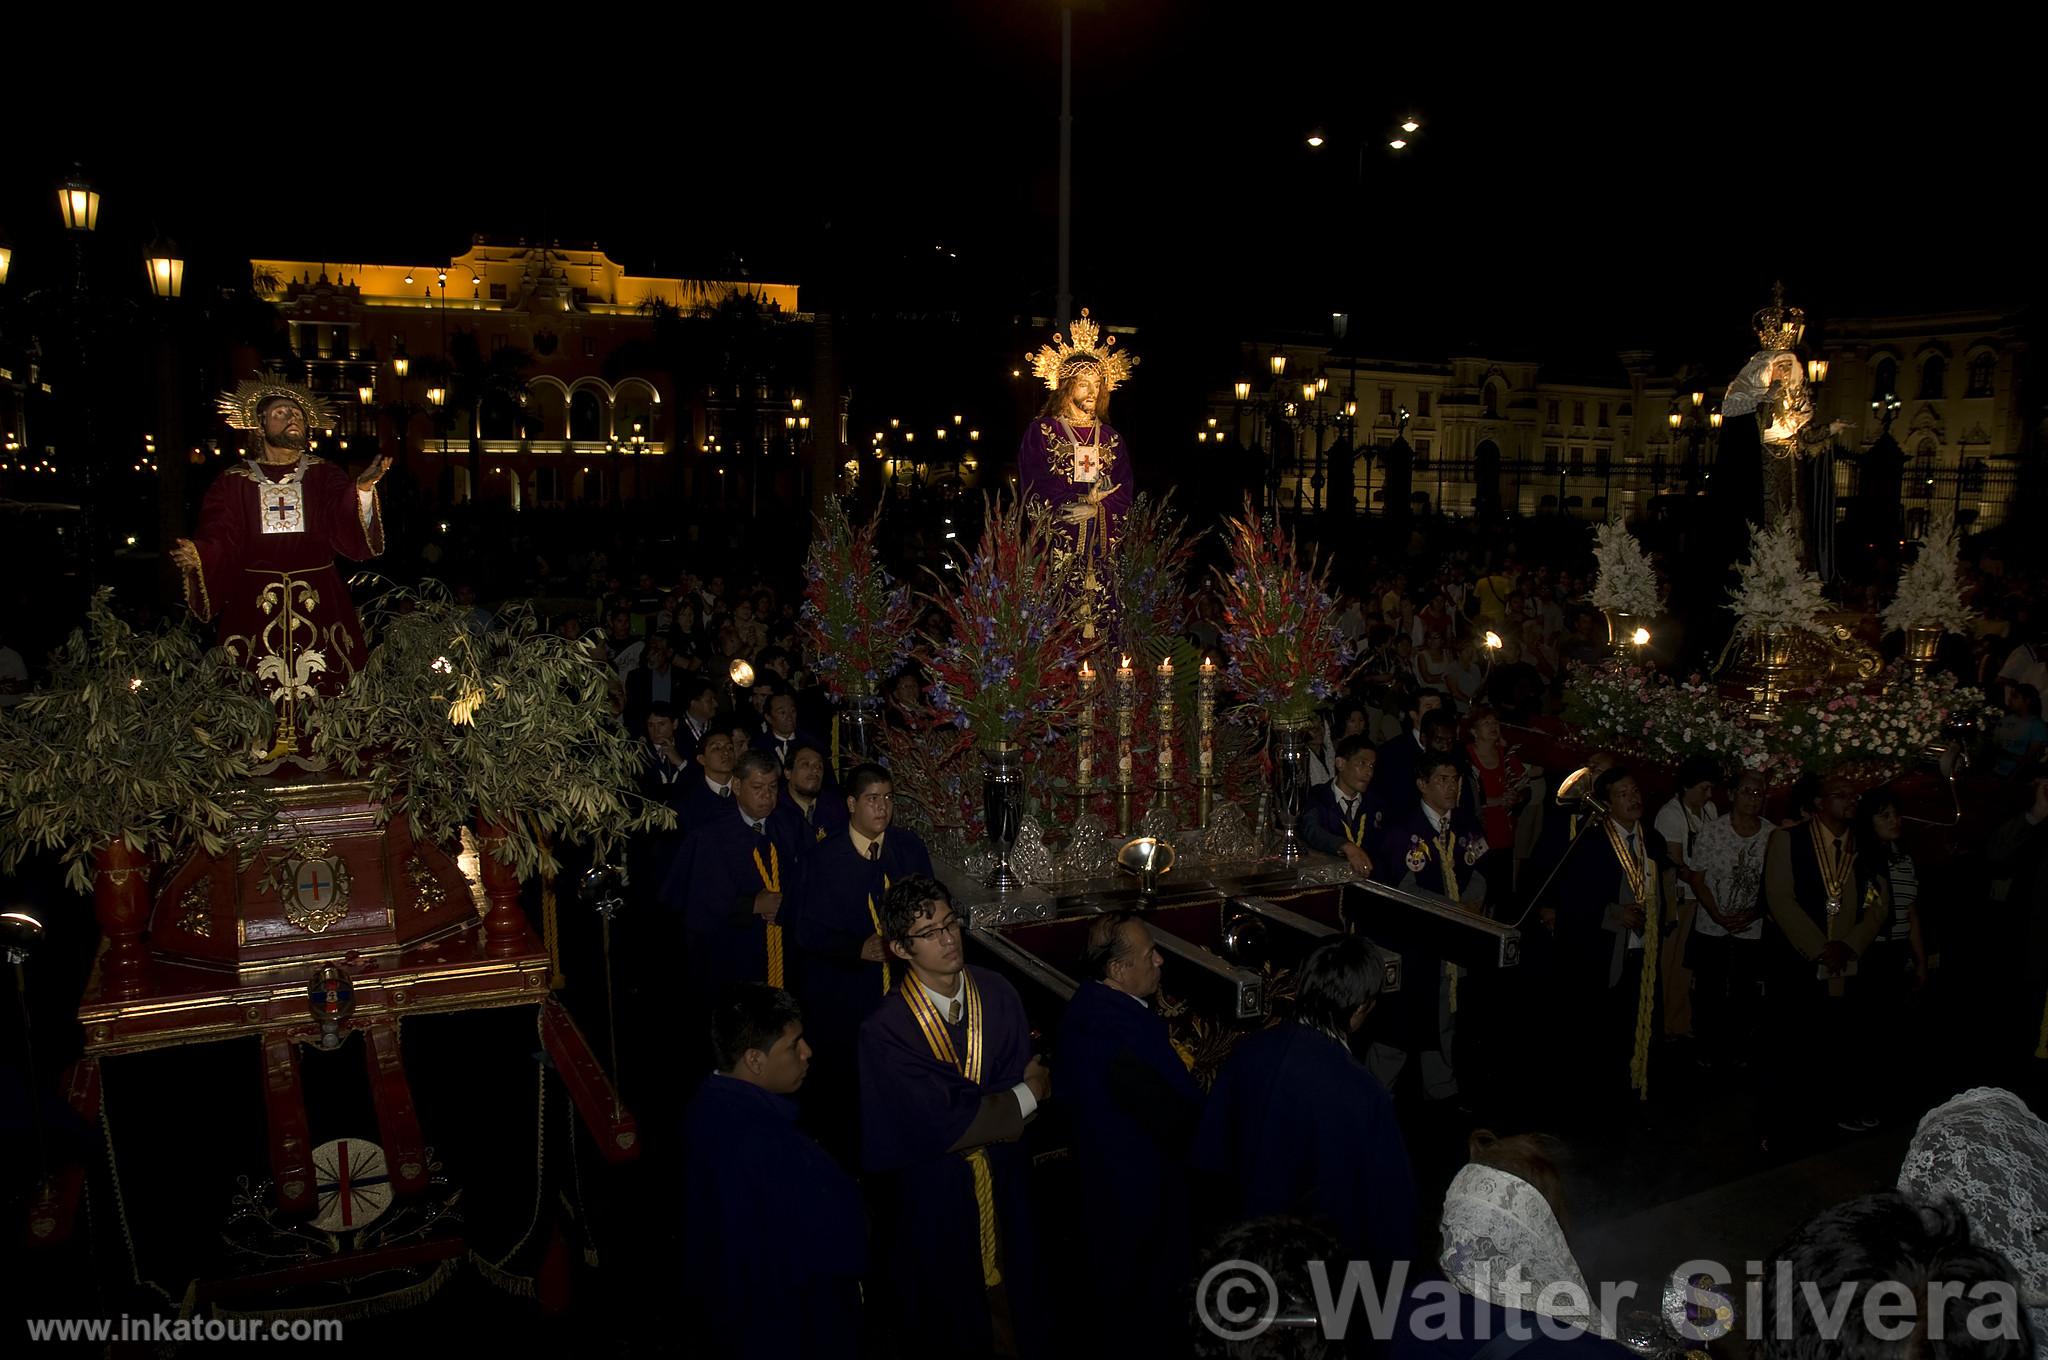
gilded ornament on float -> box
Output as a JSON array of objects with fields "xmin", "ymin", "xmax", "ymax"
[
  {"xmin": 406, "ymin": 853, "xmax": 446, "ymax": 913},
  {"xmin": 217, "ymin": 377, "xmax": 336, "ymax": 435},
  {"xmin": 175, "ymin": 882, "xmax": 212, "ymax": 939},
  {"xmin": 266, "ymin": 836, "xmax": 352, "ymax": 933}
]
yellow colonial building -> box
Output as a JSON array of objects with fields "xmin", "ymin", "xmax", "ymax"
[{"xmin": 249, "ymin": 242, "xmax": 803, "ymax": 508}]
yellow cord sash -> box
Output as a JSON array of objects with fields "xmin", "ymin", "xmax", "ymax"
[
  {"xmin": 753, "ymin": 842, "xmax": 784, "ymax": 988},
  {"xmin": 1607, "ymin": 820, "xmax": 1659, "ymax": 1100},
  {"xmin": 865, "ymin": 872, "xmax": 894, "ymax": 994},
  {"xmin": 901, "ymin": 972, "xmax": 1002, "ymax": 1288}
]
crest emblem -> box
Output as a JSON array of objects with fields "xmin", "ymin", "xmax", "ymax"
[
  {"xmin": 268, "ymin": 837, "xmax": 352, "ymax": 933},
  {"xmin": 310, "ymin": 1138, "xmax": 394, "ymax": 1233}
]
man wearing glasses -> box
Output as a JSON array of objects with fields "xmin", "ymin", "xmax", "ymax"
[
  {"xmin": 790, "ymin": 763, "xmax": 933, "ymax": 1156},
  {"xmin": 859, "ymin": 876, "xmax": 1050, "ymax": 1359}
]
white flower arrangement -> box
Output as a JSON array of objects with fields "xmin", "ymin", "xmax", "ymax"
[
  {"xmin": 1588, "ymin": 517, "xmax": 1662, "ymax": 618},
  {"xmin": 1881, "ymin": 512, "xmax": 1973, "ymax": 635},
  {"xmin": 1730, "ymin": 517, "xmax": 1829, "ymax": 636}
]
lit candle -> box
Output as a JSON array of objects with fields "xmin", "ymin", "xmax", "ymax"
[
  {"xmin": 1115, "ymin": 654, "xmax": 1136, "ymax": 788},
  {"xmin": 1077, "ymin": 660, "xmax": 1096, "ymax": 790},
  {"xmin": 1198, "ymin": 656, "xmax": 1218, "ymax": 781},
  {"xmin": 1156, "ymin": 657, "xmax": 1175, "ymax": 783}
]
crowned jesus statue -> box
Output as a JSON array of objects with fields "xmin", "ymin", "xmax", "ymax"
[
  {"xmin": 171, "ymin": 379, "xmax": 391, "ymax": 768},
  {"xmin": 1017, "ymin": 308, "xmax": 1137, "ymax": 646}
]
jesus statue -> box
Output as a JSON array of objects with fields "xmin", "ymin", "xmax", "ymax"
[
  {"xmin": 171, "ymin": 379, "xmax": 391, "ymax": 768},
  {"xmin": 1016, "ymin": 308, "xmax": 1137, "ymax": 647}
]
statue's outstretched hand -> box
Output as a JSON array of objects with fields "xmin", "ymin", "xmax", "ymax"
[
  {"xmin": 356, "ymin": 455, "xmax": 393, "ymax": 490},
  {"xmin": 1059, "ymin": 500, "xmax": 1097, "ymax": 525},
  {"xmin": 171, "ymin": 538, "xmax": 201, "ymax": 572}
]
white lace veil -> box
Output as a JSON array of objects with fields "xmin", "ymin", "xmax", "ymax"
[
  {"xmin": 1439, "ymin": 1163, "xmax": 1613, "ymax": 1338},
  {"xmin": 1897, "ymin": 1087, "xmax": 2048, "ymax": 1353}
]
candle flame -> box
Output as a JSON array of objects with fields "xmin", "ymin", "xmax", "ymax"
[{"xmin": 1119, "ymin": 655, "xmax": 1131, "ymax": 668}]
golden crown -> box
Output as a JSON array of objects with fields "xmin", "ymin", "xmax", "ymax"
[
  {"xmin": 217, "ymin": 377, "xmax": 335, "ymax": 432},
  {"xmin": 1030, "ymin": 307, "xmax": 1137, "ymax": 393},
  {"xmin": 1752, "ymin": 281, "xmax": 1806, "ymax": 352}
]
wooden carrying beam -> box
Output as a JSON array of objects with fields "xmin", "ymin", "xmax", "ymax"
[
  {"xmin": 359, "ymin": 1020, "xmax": 431, "ymax": 1197},
  {"xmin": 260, "ymin": 1033, "xmax": 318, "ymax": 1218},
  {"xmin": 537, "ymin": 998, "xmax": 638, "ymax": 1164}
]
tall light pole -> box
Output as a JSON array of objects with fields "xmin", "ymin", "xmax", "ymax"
[{"xmin": 1055, "ymin": 5, "xmax": 1074, "ymax": 329}]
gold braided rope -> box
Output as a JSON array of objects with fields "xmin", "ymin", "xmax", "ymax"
[
  {"xmin": 541, "ymin": 864, "xmax": 564, "ymax": 991},
  {"xmin": 754, "ymin": 843, "xmax": 785, "ymax": 988},
  {"xmin": 1605, "ymin": 820, "xmax": 1661, "ymax": 1100},
  {"xmin": 902, "ymin": 973, "xmax": 1001, "ymax": 1287},
  {"xmin": 864, "ymin": 871, "xmax": 894, "ymax": 995}
]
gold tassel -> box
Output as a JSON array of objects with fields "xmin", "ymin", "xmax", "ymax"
[
  {"xmin": 967, "ymin": 1147, "xmax": 1003, "ymax": 1287},
  {"xmin": 1630, "ymin": 883, "xmax": 1659, "ymax": 1101}
]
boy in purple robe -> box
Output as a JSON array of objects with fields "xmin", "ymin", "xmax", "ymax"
[
  {"xmin": 858, "ymin": 875, "xmax": 1050, "ymax": 1358},
  {"xmin": 1018, "ymin": 308, "xmax": 1137, "ymax": 647},
  {"xmin": 789, "ymin": 763, "xmax": 931, "ymax": 1156},
  {"xmin": 682, "ymin": 985, "xmax": 867, "ymax": 1359}
]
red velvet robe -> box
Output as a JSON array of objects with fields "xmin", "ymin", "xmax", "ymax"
[{"xmin": 181, "ymin": 455, "xmax": 383, "ymax": 762}]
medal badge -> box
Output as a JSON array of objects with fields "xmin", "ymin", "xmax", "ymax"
[
  {"xmin": 1404, "ymin": 837, "xmax": 1430, "ymax": 875},
  {"xmin": 260, "ymin": 479, "xmax": 306, "ymax": 534}
]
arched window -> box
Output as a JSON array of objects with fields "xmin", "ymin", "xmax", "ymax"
[
  {"xmin": 1967, "ymin": 353, "xmax": 1996, "ymax": 398},
  {"xmin": 1482, "ymin": 382, "xmax": 1502, "ymax": 419},
  {"xmin": 568, "ymin": 390, "xmax": 605, "ymax": 441},
  {"xmin": 1873, "ymin": 358, "xmax": 1898, "ymax": 402},
  {"xmin": 1918, "ymin": 355, "xmax": 1946, "ymax": 400}
]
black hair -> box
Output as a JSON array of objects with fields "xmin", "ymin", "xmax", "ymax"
[
  {"xmin": 1415, "ymin": 750, "xmax": 1461, "ymax": 785},
  {"xmin": 1188, "ymin": 1217, "xmax": 1345, "ymax": 1359},
  {"xmin": 880, "ymin": 874, "xmax": 959, "ymax": 942},
  {"xmin": 1788, "ymin": 770, "xmax": 1824, "ymax": 816},
  {"xmin": 679, "ymin": 675, "xmax": 719, "ymax": 709},
  {"xmin": 1593, "ymin": 764, "xmax": 1634, "ymax": 801},
  {"xmin": 787, "ymin": 739, "xmax": 829, "ymax": 767},
  {"xmin": 845, "ymin": 762, "xmax": 893, "ymax": 801},
  {"xmin": 1855, "ymin": 785, "xmax": 1903, "ymax": 866},
  {"xmin": 644, "ymin": 699, "xmax": 677, "ymax": 721},
  {"xmin": 1758, "ymin": 1192, "xmax": 2032, "ymax": 1360},
  {"xmin": 1420, "ymin": 707, "xmax": 1460, "ymax": 739},
  {"xmin": 1080, "ymin": 911, "xmax": 1142, "ymax": 981},
  {"xmin": 1675, "ymin": 753, "xmax": 1723, "ymax": 791},
  {"xmin": 708, "ymin": 984, "xmax": 803, "ymax": 1072},
  {"xmin": 1335, "ymin": 733, "xmax": 1374, "ymax": 762},
  {"xmin": 1296, "ymin": 935, "xmax": 1386, "ymax": 1033},
  {"xmin": 733, "ymin": 749, "xmax": 782, "ymax": 784}
]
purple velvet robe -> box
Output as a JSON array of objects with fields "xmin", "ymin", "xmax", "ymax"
[
  {"xmin": 858, "ymin": 966, "xmax": 1045, "ymax": 1357},
  {"xmin": 1016, "ymin": 416, "xmax": 1132, "ymax": 646}
]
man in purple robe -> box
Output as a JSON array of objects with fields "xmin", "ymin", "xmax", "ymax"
[
  {"xmin": 682, "ymin": 984, "xmax": 867, "ymax": 1359},
  {"xmin": 858, "ymin": 875, "xmax": 1050, "ymax": 1358},
  {"xmin": 1055, "ymin": 912, "xmax": 1203, "ymax": 1353},
  {"xmin": 1018, "ymin": 308, "xmax": 1137, "ymax": 647}
]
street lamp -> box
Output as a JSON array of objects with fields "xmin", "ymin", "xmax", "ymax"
[
  {"xmin": 144, "ymin": 238, "xmax": 184, "ymax": 300},
  {"xmin": 1233, "ymin": 380, "xmax": 1251, "ymax": 402},
  {"xmin": 1807, "ymin": 358, "xmax": 1829, "ymax": 386},
  {"xmin": 393, "ymin": 349, "xmax": 411, "ymax": 379},
  {"xmin": 358, "ymin": 384, "xmax": 375, "ymax": 406},
  {"xmin": 1301, "ymin": 381, "xmax": 1317, "ymax": 405},
  {"xmin": 0, "ymin": 243, "xmax": 13, "ymax": 287},
  {"xmin": 426, "ymin": 386, "xmax": 447, "ymax": 408},
  {"xmin": 1269, "ymin": 353, "xmax": 1288, "ymax": 377},
  {"xmin": 58, "ymin": 174, "xmax": 100, "ymax": 232}
]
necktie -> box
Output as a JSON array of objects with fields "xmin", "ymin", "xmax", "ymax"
[
  {"xmin": 868, "ymin": 841, "xmax": 881, "ymax": 861},
  {"xmin": 1340, "ymin": 796, "xmax": 1357, "ymax": 823},
  {"xmin": 948, "ymin": 999, "xmax": 961, "ymax": 1024},
  {"xmin": 755, "ymin": 820, "xmax": 766, "ymax": 839},
  {"xmin": 721, "ymin": 786, "xmax": 733, "ymax": 800}
]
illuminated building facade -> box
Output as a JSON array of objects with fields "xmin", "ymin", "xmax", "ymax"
[{"xmin": 251, "ymin": 242, "xmax": 804, "ymax": 509}]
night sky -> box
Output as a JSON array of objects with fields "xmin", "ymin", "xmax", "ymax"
[{"xmin": 10, "ymin": 5, "xmax": 2038, "ymax": 377}]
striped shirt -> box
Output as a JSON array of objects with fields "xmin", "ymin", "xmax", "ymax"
[{"xmin": 1886, "ymin": 854, "xmax": 1919, "ymax": 942}]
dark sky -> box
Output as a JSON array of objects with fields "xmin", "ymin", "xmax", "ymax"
[{"xmin": 11, "ymin": 3, "xmax": 2038, "ymax": 376}]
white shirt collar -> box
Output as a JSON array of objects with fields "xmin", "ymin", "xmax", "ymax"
[
  {"xmin": 705, "ymin": 775, "xmax": 731, "ymax": 796},
  {"xmin": 916, "ymin": 971, "xmax": 965, "ymax": 1018},
  {"xmin": 1423, "ymin": 803, "xmax": 1451, "ymax": 835}
]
